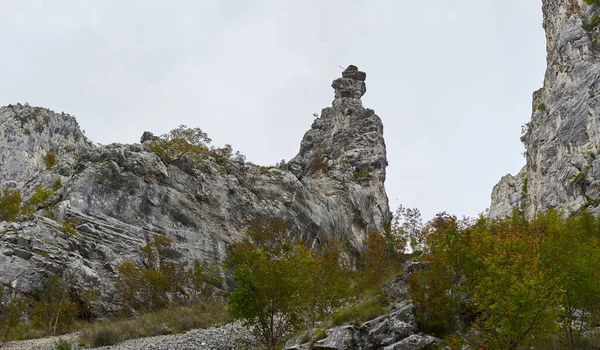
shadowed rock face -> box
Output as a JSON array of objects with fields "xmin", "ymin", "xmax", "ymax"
[
  {"xmin": 0, "ymin": 67, "xmax": 391, "ymax": 301},
  {"xmin": 491, "ymin": 0, "xmax": 600, "ymax": 218}
]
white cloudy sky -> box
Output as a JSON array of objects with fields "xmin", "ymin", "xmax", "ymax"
[{"xmin": 0, "ymin": 1, "xmax": 546, "ymax": 221}]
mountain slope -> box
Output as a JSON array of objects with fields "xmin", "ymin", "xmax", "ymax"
[{"xmin": 0, "ymin": 66, "xmax": 391, "ymax": 301}]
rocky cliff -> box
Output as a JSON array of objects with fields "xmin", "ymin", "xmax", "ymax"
[
  {"xmin": 0, "ymin": 66, "xmax": 391, "ymax": 301},
  {"xmin": 490, "ymin": 0, "xmax": 600, "ymax": 218}
]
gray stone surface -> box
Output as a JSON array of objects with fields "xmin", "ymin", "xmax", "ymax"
[
  {"xmin": 2, "ymin": 321, "xmax": 255, "ymax": 350},
  {"xmin": 489, "ymin": 167, "xmax": 526, "ymax": 218},
  {"xmin": 381, "ymin": 334, "xmax": 439, "ymax": 350},
  {"xmin": 490, "ymin": 0, "xmax": 600, "ymax": 218},
  {"xmin": 0, "ymin": 67, "xmax": 391, "ymax": 306}
]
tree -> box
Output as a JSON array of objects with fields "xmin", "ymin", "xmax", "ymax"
[
  {"xmin": 192, "ymin": 260, "xmax": 223, "ymax": 302},
  {"xmin": 304, "ymin": 235, "xmax": 351, "ymax": 326},
  {"xmin": 148, "ymin": 125, "xmax": 211, "ymax": 161},
  {"xmin": 357, "ymin": 232, "xmax": 399, "ymax": 292},
  {"xmin": 30, "ymin": 275, "xmax": 79, "ymax": 336},
  {"xmin": 227, "ymin": 219, "xmax": 314, "ymax": 349},
  {"xmin": 116, "ymin": 234, "xmax": 189, "ymax": 311},
  {"xmin": 0, "ymin": 288, "xmax": 24, "ymax": 345}
]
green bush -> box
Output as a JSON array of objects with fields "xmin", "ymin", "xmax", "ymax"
[
  {"xmin": 537, "ymin": 102, "xmax": 547, "ymax": 111},
  {"xmin": 353, "ymin": 168, "xmax": 370, "ymax": 184},
  {"xmin": 0, "ymin": 288, "xmax": 25, "ymax": 345},
  {"xmin": 30, "ymin": 186, "xmax": 54, "ymax": 207},
  {"xmin": 115, "ymin": 235, "xmax": 197, "ymax": 311},
  {"xmin": 54, "ymin": 339, "xmax": 72, "ymax": 350},
  {"xmin": 0, "ymin": 189, "xmax": 22, "ymax": 222},
  {"xmin": 90, "ymin": 329, "xmax": 121, "ymax": 347},
  {"xmin": 44, "ymin": 152, "xmax": 58, "ymax": 170},
  {"xmin": 52, "ymin": 179, "xmax": 62, "ymax": 191}
]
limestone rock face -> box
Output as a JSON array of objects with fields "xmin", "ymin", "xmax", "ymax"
[
  {"xmin": 489, "ymin": 167, "xmax": 526, "ymax": 218},
  {"xmin": 490, "ymin": 0, "xmax": 600, "ymax": 217},
  {"xmin": 0, "ymin": 67, "xmax": 391, "ymax": 301}
]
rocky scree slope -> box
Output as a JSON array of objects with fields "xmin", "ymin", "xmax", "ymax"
[
  {"xmin": 491, "ymin": 0, "xmax": 600, "ymax": 218},
  {"xmin": 0, "ymin": 66, "xmax": 391, "ymax": 305}
]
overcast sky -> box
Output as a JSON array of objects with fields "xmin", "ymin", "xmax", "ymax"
[{"xmin": 0, "ymin": 1, "xmax": 546, "ymax": 221}]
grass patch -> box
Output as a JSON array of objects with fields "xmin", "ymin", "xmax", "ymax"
[
  {"xmin": 80, "ymin": 302, "xmax": 230, "ymax": 347},
  {"xmin": 330, "ymin": 295, "xmax": 389, "ymax": 327}
]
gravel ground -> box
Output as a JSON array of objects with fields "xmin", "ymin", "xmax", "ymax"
[
  {"xmin": 1, "ymin": 332, "xmax": 80, "ymax": 350},
  {"xmin": 2, "ymin": 322, "xmax": 256, "ymax": 350}
]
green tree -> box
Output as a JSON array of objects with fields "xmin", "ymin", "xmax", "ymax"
[
  {"xmin": 227, "ymin": 219, "xmax": 314, "ymax": 349},
  {"xmin": 536, "ymin": 210, "xmax": 600, "ymax": 348},
  {"xmin": 30, "ymin": 275, "xmax": 79, "ymax": 336},
  {"xmin": 304, "ymin": 235, "xmax": 351, "ymax": 326},
  {"xmin": 357, "ymin": 232, "xmax": 401, "ymax": 293},
  {"xmin": 0, "ymin": 288, "xmax": 24, "ymax": 345},
  {"xmin": 466, "ymin": 213, "xmax": 560, "ymax": 348},
  {"xmin": 116, "ymin": 234, "xmax": 189, "ymax": 311},
  {"xmin": 147, "ymin": 125, "xmax": 211, "ymax": 161},
  {"xmin": 192, "ymin": 260, "xmax": 223, "ymax": 301}
]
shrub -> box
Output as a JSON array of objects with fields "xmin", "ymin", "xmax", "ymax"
[
  {"xmin": 44, "ymin": 152, "xmax": 58, "ymax": 170},
  {"xmin": 54, "ymin": 339, "xmax": 72, "ymax": 350},
  {"xmin": 34, "ymin": 122, "xmax": 44, "ymax": 133},
  {"xmin": 353, "ymin": 168, "xmax": 370, "ymax": 184},
  {"xmin": 192, "ymin": 260, "xmax": 223, "ymax": 301},
  {"xmin": 90, "ymin": 329, "xmax": 121, "ymax": 347},
  {"xmin": 0, "ymin": 288, "xmax": 25, "ymax": 345},
  {"xmin": 537, "ymin": 102, "xmax": 547, "ymax": 111},
  {"xmin": 0, "ymin": 189, "xmax": 22, "ymax": 222},
  {"xmin": 116, "ymin": 235, "xmax": 191, "ymax": 311},
  {"xmin": 52, "ymin": 179, "xmax": 62, "ymax": 191},
  {"xmin": 357, "ymin": 232, "xmax": 400, "ymax": 293},
  {"xmin": 30, "ymin": 186, "xmax": 54, "ymax": 207},
  {"xmin": 308, "ymin": 156, "xmax": 328, "ymax": 173}
]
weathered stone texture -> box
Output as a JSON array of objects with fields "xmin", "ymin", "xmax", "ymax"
[
  {"xmin": 491, "ymin": 0, "xmax": 600, "ymax": 217},
  {"xmin": 0, "ymin": 67, "xmax": 391, "ymax": 303}
]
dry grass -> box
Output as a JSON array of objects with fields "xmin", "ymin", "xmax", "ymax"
[
  {"xmin": 330, "ymin": 295, "xmax": 389, "ymax": 327},
  {"xmin": 79, "ymin": 302, "xmax": 230, "ymax": 348}
]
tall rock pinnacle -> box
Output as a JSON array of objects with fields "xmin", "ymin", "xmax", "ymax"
[{"xmin": 333, "ymin": 65, "xmax": 367, "ymax": 99}]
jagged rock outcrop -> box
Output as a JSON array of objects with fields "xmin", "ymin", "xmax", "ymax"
[
  {"xmin": 491, "ymin": 0, "xmax": 600, "ymax": 217},
  {"xmin": 284, "ymin": 275, "xmax": 439, "ymax": 350},
  {"xmin": 0, "ymin": 67, "xmax": 391, "ymax": 304},
  {"xmin": 489, "ymin": 167, "xmax": 526, "ymax": 218}
]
